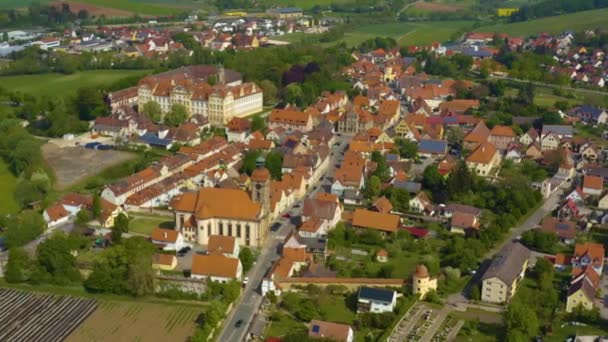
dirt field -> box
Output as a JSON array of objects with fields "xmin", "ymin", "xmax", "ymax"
[
  {"xmin": 414, "ymin": 1, "xmax": 464, "ymax": 12},
  {"xmin": 50, "ymin": 1, "xmax": 133, "ymax": 17},
  {"xmin": 42, "ymin": 140, "xmax": 135, "ymax": 190},
  {"xmin": 66, "ymin": 300, "xmax": 202, "ymax": 342}
]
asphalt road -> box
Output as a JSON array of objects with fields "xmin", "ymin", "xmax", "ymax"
[
  {"xmin": 216, "ymin": 136, "xmax": 351, "ymax": 342},
  {"xmin": 448, "ymin": 181, "xmax": 568, "ymax": 304}
]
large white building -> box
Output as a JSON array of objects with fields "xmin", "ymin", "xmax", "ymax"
[{"xmin": 136, "ymin": 65, "xmax": 263, "ymax": 126}]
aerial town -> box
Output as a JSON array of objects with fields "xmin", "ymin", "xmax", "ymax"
[{"xmin": 1, "ymin": 1, "xmax": 608, "ymax": 342}]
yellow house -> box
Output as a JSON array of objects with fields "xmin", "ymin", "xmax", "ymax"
[
  {"xmin": 375, "ymin": 132, "xmax": 394, "ymax": 144},
  {"xmin": 412, "ymin": 264, "xmax": 438, "ymax": 299},
  {"xmin": 465, "ymin": 141, "xmax": 501, "ymax": 177},
  {"xmin": 394, "ymin": 120, "xmax": 420, "ymax": 141},
  {"xmin": 566, "ymin": 278, "xmax": 595, "ymax": 312},
  {"xmin": 153, "ymin": 254, "xmax": 178, "ymax": 271},
  {"xmin": 481, "ymin": 243, "xmax": 530, "ymax": 304}
]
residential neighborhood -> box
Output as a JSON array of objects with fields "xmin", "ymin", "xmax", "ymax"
[{"xmin": 2, "ymin": 2, "xmax": 608, "ymax": 342}]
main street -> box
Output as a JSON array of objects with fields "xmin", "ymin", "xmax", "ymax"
[{"xmin": 215, "ymin": 135, "xmax": 351, "ymax": 342}]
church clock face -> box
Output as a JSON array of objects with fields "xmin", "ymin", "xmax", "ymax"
[{"xmin": 255, "ymin": 183, "xmax": 262, "ymax": 190}]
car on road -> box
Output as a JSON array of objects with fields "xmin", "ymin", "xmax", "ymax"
[
  {"xmin": 243, "ymin": 276, "xmax": 249, "ymax": 287},
  {"xmin": 177, "ymin": 246, "xmax": 191, "ymax": 256},
  {"xmin": 235, "ymin": 319, "xmax": 244, "ymax": 328}
]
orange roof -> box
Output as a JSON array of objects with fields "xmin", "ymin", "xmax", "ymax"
[
  {"xmin": 45, "ymin": 204, "xmax": 70, "ymax": 222},
  {"xmin": 269, "ymin": 108, "xmax": 311, "ymax": 126},
  {"xmin": 315, "ymin": 192, "xmax": 338, "ymax": 203},
  {"xmin": 490, "ymin": 125, "xmax": 516, "ymax": 137},
  {"xmin": 153, "ymin": 253, "xmax": 176, "ymax": 266},
  {"xmin": 251, "ymin": 167, "xmax": 271, "ymax": 182},
  {"xmin": 583, "ymin": 175, "xmax": 603, "ymax": 190},
  {"xmin": 438, "ymin": 99, "xmax": 479, "ymax": 113},
  {"xmin": 300, "ymin": 218, "xmax": 323, "ymax": 233},
  {"xmin": 466, "ymin": 141, "xmax": 497, "ymax": 164},
  {"xmin": 377, "ymin": 249, "xmax": 388, "ymax": 257},
  {"xmin": 352, "ymin": 209, "xmax": 400, "ymax": 233},
  {"xmin": 372, "ymin": 196, "xmax": 393, "ymax": 213},
  {"xmin": 171, "ymin": 188, "xmax": 261, "ymax": 221},
  {"xmin": 574, "ymin": 242, "xmax": 605, "ymax": 265},
  {"xmin": 463, "ymin": 120, "xmax": 490, "ymax": 143},
  {"xmin": 151, "ymin": 228, "xmax": 179, "ymax": 243},
  {"xmin": 207, "ymin": 235, "xmax": 237, "ymax": 255},
  {"xmin": 378, "ymin": 100, "xmax": 399, "ymax": 117},
  {"xmin": 191, "ymin": 254, "xmax": 240, "ymax": 279},
  {"xmin": 309, "ymin": 320, "xmax": 352, "ymax": 341}
]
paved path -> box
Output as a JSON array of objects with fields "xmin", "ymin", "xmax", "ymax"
[
  {"xmin": 420, "ymin": 306, "xmax": 451, "ymax": 342},
  {"xmin": 446, "ymin": 320, "xmax": 465, "ymax": 341}
]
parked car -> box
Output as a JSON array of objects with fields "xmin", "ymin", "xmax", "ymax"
[
  {"xmin": 84, "ymin": 142, "xmax": 101, "ymax": 149},
  {"xmin": 96, "ymin": 144, "xmax": 113, "ymax": 150},
  {"xmin": 235, "ymin": 319, "xmax": 244, "ymax": 328},
  {"xmin": 282, "ymin": 213, "xmax": 291, "ymax": 218}
]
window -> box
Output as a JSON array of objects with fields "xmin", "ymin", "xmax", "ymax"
[
  {"xmin": 237, "ymin": 224, "xmax": 241, "ymax": 238},
  {"xmin": 207, "ymin": 224, "xmax": 211, "ymax": 237},
  {"xmin": 228, "ymin": 224, "xmax": 233, "ymax": 236},
  {"xmin": 246, "ymin": 225, "xmax": 251, "ymax": 238},
  {"xmin": 219, "ymin": 222, "xmax": 224, "ymax": 235}
]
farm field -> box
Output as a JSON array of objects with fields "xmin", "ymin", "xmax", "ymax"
[
  {"xmin": 0, "ymin": 70, "xmax": 149, "ymax": 98},
  {"xmin": 129, "ymin": 214, "xmax": 174, "ymax": 235},
  {"xmin": 0, "ymin": 161, "xmax": 19, "ymax": 216},
  {"xmin": 42, "ymin": 141, "xmax": 136, "ymax": 190},
  {"xmin": 474, "ymin": 8, "xmax": 608, "ymax": 36},
  {"xmin": 0, "ymin": 288, "xmax": 98, "ymax": 341},
  {"xmin": 66, "ymin": 299, "xmax": 202, "ymax": 342}
]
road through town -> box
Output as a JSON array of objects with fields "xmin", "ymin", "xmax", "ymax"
[{"xmin": 215, "ymin": 136, "xmax": 351, "ymax": 342}]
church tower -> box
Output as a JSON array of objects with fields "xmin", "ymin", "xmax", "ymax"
[{"xmin": 250, "ymin": 156, "xmax": 271, "ymax": 216}]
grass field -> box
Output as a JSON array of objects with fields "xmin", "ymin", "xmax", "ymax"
[
  {"xmin": 0, "ymin": 70, "xmax": 149, "ymax": 98},
  {"xmin": 0, "ymin": 161, "xmax": 20, "ymax": 216},
  {"xmin": 129, "ymin": 214, "xmax": 175, "ymax": 235},
  {"xmin": 68, "ymin": 0, "xmax": 201, "ymax": 16},
  {"xmin": 475, "ymin": 8, "xmax": 608, "ymax": 36},
  {"xmin": 280, "ymin": 20, "xmax": 474, "ymax": 47}
]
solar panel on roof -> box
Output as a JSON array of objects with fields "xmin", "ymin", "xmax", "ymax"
[{"xmin": 312, "ymin": 325, "xmax": 320, "ymax": 333}]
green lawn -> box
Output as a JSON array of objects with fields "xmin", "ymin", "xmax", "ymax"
[
  {"xmin": 0, "ymin": 70, "xmax": 149, "ymax": 98},
  {"xmin": 265, "ymin": 311, "xmax": 306, "ymax": 338},
  {"xmin": 129, "ymin": 214, "xmax": 174, "ymax": 235},
  {"xmin": 0, "ymin": 161, "xmax": 20, "ymax": 216},
  {"xmin": 475, "ymin": 8, "xmax": 608, "ymax": 36},
  {"xmin": 74, "ymin": 0, "xmax": 203, "ymax": 16},
  {"xmin": 279, "ymin": 20, "xmax": 475, "ymax": 47}
]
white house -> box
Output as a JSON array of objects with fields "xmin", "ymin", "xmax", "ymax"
[
  {"xmin": 43, "ymin": 204, "xmax": 70, "ymax": 228},
  {"xmin": 150, "ymin": 228, "xmax": 187, "ymax": 251},
  {"xmin": 357, "ymin": 287, "xmax": 397, "ymax": 313},
  {"xmin": 191, "ymin": 254, "xmax": 243, "ymax": 283}
]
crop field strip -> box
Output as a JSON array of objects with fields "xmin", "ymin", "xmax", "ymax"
[{"xmin": 0, "ymin": 288, "xmax": 98, "ymax": 342}]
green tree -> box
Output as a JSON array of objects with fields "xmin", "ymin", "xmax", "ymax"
[
  {"xmin": 114, "ymin": 213, "xmax": 129, "ymax": 233},
  {"xmin": 266, "ymin": 151, "xmax": 283, "ymax": 180},
  {"xmin": 75, "ymin": 86, "xmax": 106, "ymax": 120},
  {"xmin": 5, "ymin": 247, "xmax": 32, "ymax": 283},
  {"xmin": 92, "ymin": 193, "xmax": 101, "ymax": 219},
  {"xmin": 389, "ymin": 188, "xmax": 410, "ymax": 212},
  {"xmin": 239, "ymin": 247, "xmax": 255, "ymax": 273},
  {"xmin": 446, "ymin": 126, "xmax": 464, "ymax": 149},
  {"xmin": 111, "ymin": 225, "xmax": 123, "ymax": 244},
  {"xmin": 251, "ymin": 115, "xmax": 266, "ymax": 133},
  {"xmin": 363, "ymin": 175, "xmax": 381, "ymax": 200},
  {"xmin": 283, "ymin": 84, "xmax": 304, "ymax": 106},
  {"xmin": 4, "ymin": 210, "xmax": 45, "ymax": 249},
  {"xmin": 239, "ymin": 150, "xmax": 263, "ymax": 175},
  {"xmin": 36, "ymin": 233, "xmax": 82, "ymax": 284},
  {"xmin": 371, "ymin": 151, "xmax": 389, "ymax": 181},
  {"xmin": 259, "ymin": 80, "xmax": 278, "ymax": 105},
  {"xmin": 504, "ymin": 301, "xmax": 539, "ymax": 337},
  {"xmin": 165, "ymin": 103, "xmax": 189, "ymax": 127},
  {"xmin": 142, "ymin": 101, "xmax": 162, "ymax": 122},
  {"xmin": 395, "ymin": 139, "xmax": 418, "ymax": 159}
]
